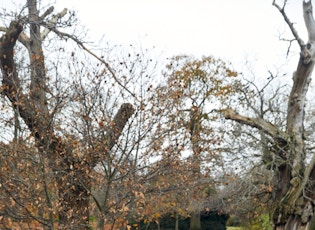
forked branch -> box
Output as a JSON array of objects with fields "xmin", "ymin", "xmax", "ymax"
[
  {"xmin": 273, "ymin": 0, "xmax": 305, "ymax": 48},
  {"xmin": 41, "ymin": 8, "xmax": 68, "ymax": 40}
]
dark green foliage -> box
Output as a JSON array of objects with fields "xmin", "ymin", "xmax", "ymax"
[
  {"xmin": 133, "ymin": 211, "xmax": 229, "ymax": 230},
  {"xmin": 200, "ymin": 211, "xmax": 229, "ymax": 230}
]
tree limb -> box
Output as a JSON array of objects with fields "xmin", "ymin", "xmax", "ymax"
[
  {"xmin": 303, "ymin": 1, "xmax": 315, "ymax": 42},
  {"xmin": 18, "ymin": 32, "xmax": 30, "ymax": 47},
  {"xmin": 0, "ymin": 21, "xmax": 44, "ymax": 139},
  {"xmin": 273, "ymin": 0, "xmax": 305, "ymax": 49},
  {"xmin": 91, "ymin": 103, "xmax": 135, "ymax": 166},
  {"xmin": 39, "ymin": 6, "xmax": 54, "ymax": 20},
  {"xmin": 302, "ymin": 0, "xmax": 315, "ymax": 64},
  {"xmin": 41, "ymin": 8, "xmax": 68, "ymax": 41},
  {"xmin": 0, "ymin": 21, "xmax": 22, "ymax": 76},
  {"xmin": 107, "ymin": 103, "xmax": 135, "ymax": 151},
  {"xmin": 223, "ymin": 108, "xmax": 288, "ymax": 142},
  {"xmin": 0, "ymin": 26, "xmax": 29, "ymax": 48}
]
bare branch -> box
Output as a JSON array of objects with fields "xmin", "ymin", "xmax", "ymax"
[
  {"xmin": 8, "ymin": 5, "xmax": 139, "ymax": 101},
  {"xmin": 223, "ymin": 108, "xmax": 288, "ymax": 142},
  {"xmin": 303, "ymin": 0, "xmax": 315, "ymax": 42},
  {"xmin": 107, "ymin": 103, "xmax": 135, "ymax": 151},
  {"xmin": 49, "ymin": 27, "xmax": 139, "ymax": 101},
  {"xmin": 39, "ymin": 6, "xmax": 54, "ymax": 20},
  {"xmin": 273, "ymin": 0, "xmax": 305, "ymax": 49},
  {"xmin": 41, "ymin": 8, "xmax": 67, "ymax": 41},
  {"xmin": 279, "ymin": 37, "xmax": 296, "ymax": 57},
  {"xmin": 91, "ymin": 103, "xmax": 135, "ymax": 166}
]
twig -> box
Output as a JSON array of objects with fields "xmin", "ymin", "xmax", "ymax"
[
  {"xmin": 48, "ymin": 27, "xmax": 139, "ymax": 101},
  {"xmin": 279, "ymin": 37, "xmax": 296, "ymax": 57}
]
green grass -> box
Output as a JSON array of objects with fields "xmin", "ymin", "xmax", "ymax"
[{"xmin": 227, "ymin": 227, "xmax": 243, "ymax": 230}]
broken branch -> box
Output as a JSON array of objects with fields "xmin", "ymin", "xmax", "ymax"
[{"xmin": 41, "ymin": 8, "xmax": 68, "ymax": 41}]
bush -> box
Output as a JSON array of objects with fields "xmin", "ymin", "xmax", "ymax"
[{"xmin": 133, "ymin": 211, "xmax": 229, "ymax": 230}]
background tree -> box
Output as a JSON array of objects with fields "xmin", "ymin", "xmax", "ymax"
[{"xmin": 149, "ymin": 55, "xmax": 239, "ymax": 230}]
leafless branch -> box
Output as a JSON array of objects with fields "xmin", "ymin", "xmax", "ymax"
[
  {"xmin": 273, "ymin": 0, "xmax": 305, "ymax": 49},
  {"xmin": 40, "ymin": 8, "xmax": 67, "ymax": 40},
  {"xmin": 39, "ymin": 6, "xmax": 54, "ymax": 20},
  {"xmin": 279, "ymin": 37, "xmax": 296, "ymax": 57},
  {"xmin": 46, "ymin": 27, "xmax": 139, "ymax": 101},
  {"xmin": 223, "ymin": 108, "xmax": 289, "ymax": 142},
  {"xmin": 303, "ymin": 0, "xmax": 315, "ymax": 42}
]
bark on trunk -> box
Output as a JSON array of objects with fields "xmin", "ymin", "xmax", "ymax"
[
  {"xmin": 275, "ymin": 215, "xmax": 310, "ymax": 230},
  {"xmin": 189, "ymin": 106, "xmax": 201, "ymax": 230},
  {"xmin": 190, "ymin": 212, "xmax": 201, "ymax": 230}
]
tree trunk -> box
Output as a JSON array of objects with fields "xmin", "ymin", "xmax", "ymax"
[
  {"xmin": 275, "ymin": 216, "xmax": 310, "ymax": 230},
  {"xmin": 190, "ymin": 212, "xmax": 201, "ymax": 230},
  {"xmin": 189, "ymin": 106, "xmax": 202, "ymax": 230},
  {"xmin": 175, "ymin": 212, "xmax": 179, "ymax": 230},
  {"xmin": 53, "ymin": 146, "xmax": 92, "ymax": 229}
]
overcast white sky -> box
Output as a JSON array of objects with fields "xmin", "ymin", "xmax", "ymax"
[
  {"xmin": 0, "ymin": 0, "xmax": 309, "ymax": 75},
  {"xmin": 54, "ymin": 0, "xmax": 309, "ymax": 76}
]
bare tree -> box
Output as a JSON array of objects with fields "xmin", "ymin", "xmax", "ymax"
[{"xmin": 224, "ymin": 1, "xmax": 315, "ymax": 229}]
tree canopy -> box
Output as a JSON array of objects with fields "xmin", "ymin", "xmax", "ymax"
[{"xmin": 1, "ymin": 1, "xmax": 315, "ymax": 230}]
